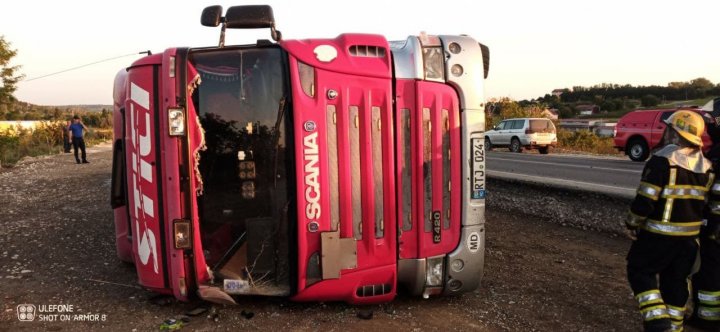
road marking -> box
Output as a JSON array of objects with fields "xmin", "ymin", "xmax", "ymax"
[
  {"xmin": 487, "ymin": 156, "xmax": 642, "ymax": 174},
  {"xmin": 487, "ymin": 170, "xmax": 636, "ymax": 199}
]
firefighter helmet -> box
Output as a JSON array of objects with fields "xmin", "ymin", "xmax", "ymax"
[{"xmin": 664, "ymin": 110, "xmax": 705, "ymax": 147}]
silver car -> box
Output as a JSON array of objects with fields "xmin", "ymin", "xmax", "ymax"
[{"xmin": 485, "ymin": 118, "xmax": 557, "ymax": 154}]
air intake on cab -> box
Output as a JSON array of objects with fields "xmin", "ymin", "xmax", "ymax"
[
  {"xmin": 356, "ymin": 284, "xmax": 393, "ymax": 297},
  {"xmin": 349, "ymin": 45, "xmax": 386, "ymax": 57}
]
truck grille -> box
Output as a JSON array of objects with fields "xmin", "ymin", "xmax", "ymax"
[{"xmin": 397, "ymin": 80, "xmax": 462, "ymax": 258}]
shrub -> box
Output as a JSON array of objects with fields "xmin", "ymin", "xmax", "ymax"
[
  {"xmin": 0, "ymin": 122, "xmax": 111, "ymax": 167},
  {"xmin": 557, "ymin": 129, "xmax": 619, "ymax": 155},
  {"xmin": 641, "ymin": 94, "xmax": 660, "ymax": 107}
]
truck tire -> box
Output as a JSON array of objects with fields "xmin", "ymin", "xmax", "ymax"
[
  {"xmin": 627, "ymin": 138, "xmax": 649, "ymax": 162},
  {"xmin": 539, "ymin": 146, "xmax": 551, "ymax": 154},
  {"xmin": 485, "ymin": 138, "xmax": 493, "ymax": 151},
  {"xmin": 510, "ymin": 137, "xmax": 522, "ymax": 153}
]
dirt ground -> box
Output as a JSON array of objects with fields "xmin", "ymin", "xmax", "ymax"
[{"xmin": 0, "ymin": 143, "xmax": 693, "ymax": 331}]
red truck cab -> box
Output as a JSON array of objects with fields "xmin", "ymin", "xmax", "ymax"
[
  {"xmin": 110, "ymin": 5, "xmax": 490, "ymax": 305},
  {"xmin": 613, "ymin": 107, "xmax": 711, "ymax": 161}
]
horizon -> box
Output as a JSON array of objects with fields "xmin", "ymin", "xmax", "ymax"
[
  {"xmin": 17, "ymin": 88, "xmax": 717, "ymax": 108},
  {"xmin": 3, "ymin": 0, "xmax": 719, "ymax": 105}
]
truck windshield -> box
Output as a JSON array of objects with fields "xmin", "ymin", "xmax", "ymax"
[{"xmin": 189, "ymin": 46, "xmax": 293, "ymax": 296}]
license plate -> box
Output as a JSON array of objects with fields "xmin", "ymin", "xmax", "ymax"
[
  {"xmin": 223, "ymin": 279, "xmax": 249, "ymax": 294},
  {"xmin": 470, "ymin": 138, "xmax": 485, "ymax": 200}
]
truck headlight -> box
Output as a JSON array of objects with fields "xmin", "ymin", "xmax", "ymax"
[
  {"xmin": 238, "ymin": 161, "xmax": 256, "ymax": 179},
  {"xmin": 168, "ymin": 108, "xmax": 186, "ymax": 136},
  {"xmin": 422, "ymin": 47, "xmax": 444, "ymax": 81},
  {"xmin": 426, "ymin": 256, "xmax": 444, "ymax": 287},
  {"xmin": 173, "ymin": 219, "xmax": 192, "ymax": 249},
  {"xmin": 241, "ymin": 181, "xmax": 256, "ymax": 200}
]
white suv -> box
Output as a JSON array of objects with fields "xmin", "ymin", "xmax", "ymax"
[{"xmin": 485, "ymin": 118, "xmax": 557, "ymax": 154}]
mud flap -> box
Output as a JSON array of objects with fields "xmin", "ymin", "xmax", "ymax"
[
  {"xmin": 197, "ymin": 285, "xmax": 237, "ymax": 305},
  {"xmin": 321, "ymin": 230, "xmax": 358, "ymax": 279}
]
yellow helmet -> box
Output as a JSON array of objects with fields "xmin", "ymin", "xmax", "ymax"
[{"xmin": 664, "ymin": 110, "xmax": 705, "ymax": 147}]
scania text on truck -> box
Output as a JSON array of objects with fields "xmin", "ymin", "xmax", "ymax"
[{"xmin": 110, "ymin": 5, "xmax": 490, "ymax": 304}]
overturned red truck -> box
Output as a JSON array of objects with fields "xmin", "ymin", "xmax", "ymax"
[{"xmin": 111, "ymin": 5, "xmax": 489, "ymax": 304}]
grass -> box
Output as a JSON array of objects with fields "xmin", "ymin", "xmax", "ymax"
[
  {"xmin": 556, "ymin": 129, "xmax": 620, "ymax": 155},
  {"xmin": 0, "ymin": 124, "xmax": 112, "ymax": 167},
  {"xmin": 658, "ymin": 97, "xmax": 716, "ymax": 109}
]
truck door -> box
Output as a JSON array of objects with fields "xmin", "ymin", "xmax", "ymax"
[{"xmin": 124, "ymin": 64, "xmax": 168, "ymax": 290}]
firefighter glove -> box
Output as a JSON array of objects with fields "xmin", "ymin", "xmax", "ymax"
[
  {"xmin": 708, "ymin": 223, "xmax": 720, "ymax": 243},
  {"xmin": 625, "ymin": 212, "xmax": 644, "ymax": 230},
  {"xmin": 624, "ymin": 228, "xmax": 638, "ymax": 241}
]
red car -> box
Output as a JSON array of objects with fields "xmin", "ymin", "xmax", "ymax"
[
  {"xmin": 110, "ymin": 5, "xmax": 489, "ymax": 305},
  {"xmin": 613, "ymin": 107, "xmax": 711, "ymax": 161}
]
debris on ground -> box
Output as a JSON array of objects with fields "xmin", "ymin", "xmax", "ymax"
[
  {"xmin": 357, "ymin": 309, "xmax": 374, "ymax": 320},
  {"xmin": 240, "ymin": 310, "xmax": 254, "ymax": 320},
  {"xmin": 186, "ymin": 306, "xmax": 209, "ymax": 317},
  {"xmin": 159, "ymin": 318, "xmax": 183, "ymax": 330}
]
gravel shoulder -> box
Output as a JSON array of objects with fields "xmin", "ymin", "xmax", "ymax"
[{"xmin": 0, "ymin": 143, "xmax": 662, "ymax": 331}]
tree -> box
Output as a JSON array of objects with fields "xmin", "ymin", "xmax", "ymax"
[
  {"xmin": 600, "ymin": 100, "xmax": 616, "ymax": 112},
  {"xmin": 690, "ymin": 77, "xmax": 713, "ymax": 90},
  {"xmin": 558, "ymin": 105, "xmax": 575, "ymax": 118},
  {"xmin": 485, "ymin": 97, "xmax": 547, "ymax": 127},
  {"xmin": 0, "ymin": 36, "xmax": 24, "ymax": 107},
  {"xmin": 641, "ymin": 94, "xmax": 660, "ymax": 107},
  {"xmin": 668, "ymin": 81, "xmax": 688, "ymax": 89},
  {"xmin": 495, "ymin": 98, "xmax": 529, "ymax": 119}
]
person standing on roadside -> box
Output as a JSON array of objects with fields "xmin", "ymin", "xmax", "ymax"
[
  {"xmin": 68, "ymin": 115, "xmax": 89, "ymax": 164},
  {"xmin": 625, "ymin": 110, "xmax": 713, "ymax": 332},
  {"xmin": 689, "ymin": 98, "xmax": 720, "ymax": 330},
  {"xmin": 62, "ymin": 120, "xmax": 72, "ymax": 153}
]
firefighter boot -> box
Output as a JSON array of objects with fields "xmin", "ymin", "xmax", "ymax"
[{"xmin": 643, "ymin": 318, "xmax": 672, "ymax": 332}]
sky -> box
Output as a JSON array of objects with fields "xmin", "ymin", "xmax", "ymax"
[{"xmin": 1, "ymin": 0, "xmax": 719, "ymax": 105}]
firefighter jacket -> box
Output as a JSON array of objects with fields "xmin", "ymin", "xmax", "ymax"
[
  {"xmin": 627, "ymin": 144, "xmax": 714, "ymax": 237},
  {"xmin": 705, "ymin": 148, "xmax": 720, "ymax": 239}
]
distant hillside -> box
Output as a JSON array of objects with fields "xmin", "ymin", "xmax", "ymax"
[
  {"xmin": 523, "ymin": 78, "xmax": 720, "ymax": 119},
  {"xmin": 55, "ymin": 105, "xmax": 113, "ymax": 112},
  {"xmin": 0, "ymin": 101, "xmax": 112, "ymax": 125}
]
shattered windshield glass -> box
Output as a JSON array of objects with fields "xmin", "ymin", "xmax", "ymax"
[{"xmin": 190, "ymin": 46, "xmax": 292, "ymax": 296}]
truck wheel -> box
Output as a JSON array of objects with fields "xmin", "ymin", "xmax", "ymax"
[
  {"xmin": 539, "ymin": 146, "xmax": 551, "ymax": 154},
  {"xmin": 510, "ymin": 138, "xmax": 522, "ymax": 153},
  {"xmin": 627, "ymin": 139, "xmax": 649, "ymax": 162},
  {"xmin": 485, "ymin": 138, "xmax": 493, "ymax": 151}
]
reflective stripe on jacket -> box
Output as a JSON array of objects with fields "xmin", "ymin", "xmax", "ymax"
[{"xmin": 628, "ymin": 145, "xmax": 713, "ymax": 237}]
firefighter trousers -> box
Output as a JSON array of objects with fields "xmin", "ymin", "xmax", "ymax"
[
  {"xmin": 692, "ymin": 234, "xmax": 720, "ymax": 322},
  {"xmin": 627, "ymin": 232, "xmax": 698, "ymax": 331}
]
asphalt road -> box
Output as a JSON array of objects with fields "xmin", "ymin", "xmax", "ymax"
[{"xmin": 486, "ymin": 150, "xmax": 644, "ymax": 198}]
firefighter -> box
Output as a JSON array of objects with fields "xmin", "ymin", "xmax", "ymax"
[
  {"xmin": 689, "ymin": 99, "xmax": 720, "ymax": 330},
  {"xmin": 625, "ymin": 110, "xmax": 713, "ymax": 332}
]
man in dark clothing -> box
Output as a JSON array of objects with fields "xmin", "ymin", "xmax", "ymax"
[
  {"xmin": 62, "ymin": 120, "xmax": 71, "ymax": 153},
  {"xmin": 626, "ymin": 110, "xmax": 713, "ymax": 332},
  {"xmin": 68, "ymin": 115, "xmax": 89, "ymax": 164}
]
